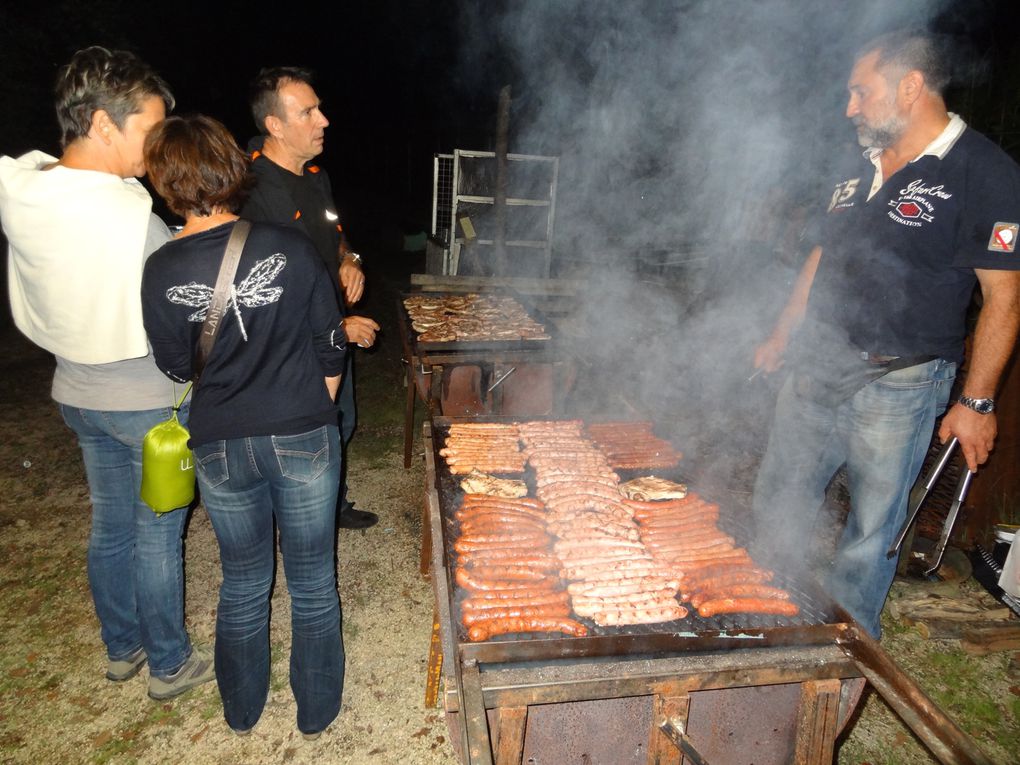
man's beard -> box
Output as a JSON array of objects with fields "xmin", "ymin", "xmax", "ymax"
[{"xmin": 853, "ymin": 111, "xmax": 907, "ymax": 149}]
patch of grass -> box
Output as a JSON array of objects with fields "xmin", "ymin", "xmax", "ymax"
[
  {"xmin": 270, "ymin": 641, "xmax": 287, "ymax": 692},
  {"xmin": 924, "ymin": 649, "xmax": 1004, "ymax": 738},
  {"xmin": 344, "ymin": 621, "xmax": 360, "ymax": 641}
]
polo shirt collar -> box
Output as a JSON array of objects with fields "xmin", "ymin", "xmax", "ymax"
[
  {"xmin": 863, "ymin": 113, "xmax": 966, "ymax": 199},
  {"xmin": 863, "ymin": 112, "xmax": 967, "ymax": 165}
]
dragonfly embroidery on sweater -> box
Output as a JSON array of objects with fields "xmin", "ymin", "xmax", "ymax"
[{"xmin": 165, "ymin": 253, "xmax": 286, "ymax": 341}]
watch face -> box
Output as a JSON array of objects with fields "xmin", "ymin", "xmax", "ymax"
[{"xmin": 962, "ymin": 396, "xmax": 994, "ymax": 414}]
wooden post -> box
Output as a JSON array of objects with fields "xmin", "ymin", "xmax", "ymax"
[
  {"xmin": 424, "ymin": 608, "xmax": 443, "ymax": 708},
  {"xmin": 493, "ymin": 706, "xmax": 528, "ymax": 765},
  {"xmin": 793, "ymin": 678, "xmax": 842, "ymax": 764},
  {"xmin": 647, "ymin": 693, "xmax": 688, "ymax": 765}
]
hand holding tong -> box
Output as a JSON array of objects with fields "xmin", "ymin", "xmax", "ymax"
[{"xmin": 886, "ymin": 437, "xmax": 976, "ymax": 576}]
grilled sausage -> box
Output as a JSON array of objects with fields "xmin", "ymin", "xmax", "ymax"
[
  {"xmin": 695, "ymin": 598, "xmax": 800, "ymax": 618},
  {"xmin": 462, "ymin": 603, "xmax": 572, "ymax": 626},
  {"xmin": 463, "ymin": 590, "xmax": 569, "ymax": 607},
  {"xmin": 455, "ymin": 568, "xmax": 558, "ymax": 592},
  {"xmin": 591, "ymin": 605, "xmax": 687, "ymax": 625},
  {"xmin": 688, "ymin": 584, "xmax": 792, "ymax": 609},
  {"xmin": 467, "ymin": 616, "xmax": 588, "ymax": 641}
]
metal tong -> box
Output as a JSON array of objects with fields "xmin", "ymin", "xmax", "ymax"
[{"xmin": 886, "ymin": 437, "xmax": 975, "ymax": 576}]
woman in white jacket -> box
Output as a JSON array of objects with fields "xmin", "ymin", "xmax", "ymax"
[{"xmin": 0, "ymin": 47, "xmax": 212, "ymax": 700}]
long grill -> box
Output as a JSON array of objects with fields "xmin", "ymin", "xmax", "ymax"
[{"xmin": 424, "ymin": 417, "xmax": 993, "ymax": 765}]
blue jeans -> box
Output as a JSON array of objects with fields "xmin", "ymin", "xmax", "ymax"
[
  {"xmin": 193, "ymin": 425, "xmax": 344, "ymax": 734},
  {"xmin": 60, "ymin": 404, "xmax": 192, "ymax": 675},
  {"xmin": 752, "ymin": 358, "xmax": 956, "ymax": 637}
]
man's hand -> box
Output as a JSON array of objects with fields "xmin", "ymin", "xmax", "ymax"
[
  {"xmin": 938, "ymin": 403, "xmax": 996, "ymax": 472},
  {"xmin": 339, "ymin": 255, "xmax": 365, "ymax": 305},
  {"xmin": 753, "ymin": 334, "xmax": 787, "ymax": 374},
  {"xmin": 343, "ymin": 315, "xmax": 380, "ymax": 348}
]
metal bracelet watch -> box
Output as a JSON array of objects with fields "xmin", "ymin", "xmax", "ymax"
[
  {"xmin": 346, "ymin": 251, "xmax": 363, "ymax": 265},
  {"xmin": 958, "ymin": 395, "xmax": 995, "ymax": 414}
]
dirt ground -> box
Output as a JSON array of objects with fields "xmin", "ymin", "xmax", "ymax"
[{"xmin": 1, "ymin": 258, "xmax": 1018, "ymax": 764}]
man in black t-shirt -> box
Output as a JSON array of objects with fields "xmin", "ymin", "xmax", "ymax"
[
  {"xmin": 242, "ymin": 67, "xmax": 380, "ymax": 530},
  {"xmin": 750, "ymin": 31, "xmax": 1020, "ymax": 638}
]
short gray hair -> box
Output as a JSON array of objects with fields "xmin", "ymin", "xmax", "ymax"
[
  {"xmin": 55, "ymin": 46, "xmax": 175, "ymax": 148},
  {"xmin": 858, "ymin": 30, "xmax": 950, "ymax": 96}
]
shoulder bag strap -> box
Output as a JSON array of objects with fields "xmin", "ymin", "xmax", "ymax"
[{"xmin": 193, "ymin": 219, "xmax": 252, "ymax": 381}]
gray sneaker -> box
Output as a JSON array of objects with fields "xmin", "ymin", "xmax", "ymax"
[
  {"xmin": 148, "ymin": 646, "xmax": 215, "ymax": 700},
  {"xmin": 106, "ymin": 647, "xmax": 147, "ymax": 682}
]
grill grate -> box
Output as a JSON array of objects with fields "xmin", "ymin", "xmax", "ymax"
[{"xmin": 434, "ymin": 421, "xmax": 843, "ymax": 650}]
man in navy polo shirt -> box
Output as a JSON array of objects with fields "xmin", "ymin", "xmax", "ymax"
[{"xmin": 751, "ymin": 30, "xmax": 1020, "ymax": 638}]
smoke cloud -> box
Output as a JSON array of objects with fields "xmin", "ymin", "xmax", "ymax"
[{"xmin": 455, "ymin": 0, "xmax": 963, "ymax": 490}]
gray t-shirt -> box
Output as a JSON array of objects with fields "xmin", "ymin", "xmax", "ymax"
[{"xmin": 51, "ymin": 213, "xmax": 180, "ymax": 411}]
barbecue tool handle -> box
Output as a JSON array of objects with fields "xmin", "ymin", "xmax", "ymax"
[
  {"xmin": 659, "ymin": 718, "xmax": 711, "ymax": 765},
  {"xmin": 886, "ymin": 437, "xmax": 959, "ymax": 559},
  {"xmin": 923, "ymin": 467, "xmax": 975, "ymax": 576}
]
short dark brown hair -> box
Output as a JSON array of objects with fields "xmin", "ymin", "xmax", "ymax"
[
  {"xmin": 859, "ymin": 30, "xmax": 950, "ymax": 96},
  {"xmin": 55, "ymin": 46, "xmax": 175, "ymax": 148},
  {"xmin": 144, "ymin": 114, "xmax": 252, "ymax": 217},
  {"xmin": 249, "ymin": 66, "xmax": 315, "ymax": 135}
]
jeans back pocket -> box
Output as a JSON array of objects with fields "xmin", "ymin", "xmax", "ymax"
[
  {"xmin": 271, "ymin": 427, "xmax": 332, "ymax": 484},
  {"xmin": 193, "ymin": 441, "xmax": 230, "ymax": 488}
]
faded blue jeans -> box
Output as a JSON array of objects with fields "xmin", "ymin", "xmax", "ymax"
[
  {"xmin": 752, "ymin": 358, "xmax": 956, "ymax": 637},
  {"xmin": 60, "ymin": 404, "xmax": 193, "ymax": 675},
  {"xmin": 193, "ymin": 425, "xmax": 344, "ymax": 735}
]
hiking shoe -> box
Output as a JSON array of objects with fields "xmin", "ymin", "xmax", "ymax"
[
  {"xmin": 337, "ymin": 506, "xmax": 378, "ymax": 529},
  {"xmin": 106, "ymin": 647, "xmax": 147, "ymax": 682},
  {"xmin": 148, "ymin": 646, "xmax": 215, "ymax": 700}
]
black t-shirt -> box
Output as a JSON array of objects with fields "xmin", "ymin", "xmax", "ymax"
[
  {"xmin": 806, "ymin": 125, "xmax": 1020, "ymax": 363},
  {"xmin": 141, "ymin": 221, "xmax": 347, "ymax": 447},
  {"xmin": 240, "ymin": 139, "xmax": 345, "ymax": 306}
]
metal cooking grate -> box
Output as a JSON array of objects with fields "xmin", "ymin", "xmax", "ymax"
[{"xmin": 434, "ymin": 423, "xmax": 841, "ymax": 647}]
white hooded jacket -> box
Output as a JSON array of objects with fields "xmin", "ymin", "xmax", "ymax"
[{"xmin": 0, "ymin": 150, "xmax": 153, "ymax": 364}]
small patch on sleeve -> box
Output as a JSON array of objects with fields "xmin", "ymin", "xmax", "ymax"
[{"xmin": 988, "ymin": 222, "xmax": 1018, "ymax": 253}]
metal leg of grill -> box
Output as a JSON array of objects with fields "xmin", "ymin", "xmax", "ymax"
[
  {"xmin": 462, "ymin": 660, "xmax": 494, "ymax": 765},
  {"xmin": 420, "ymin": 490, "xmax": 432, "ymax": 577}
]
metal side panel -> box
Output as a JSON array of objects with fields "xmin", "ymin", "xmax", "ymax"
[{"xmin": 425, "ymin": 422, "xmax": 470, "ymax": 762}]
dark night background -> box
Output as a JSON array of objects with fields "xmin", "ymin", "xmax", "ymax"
[{"xmin": 1, "ymin": 0, "xmax": 1019, "ymax": 313}]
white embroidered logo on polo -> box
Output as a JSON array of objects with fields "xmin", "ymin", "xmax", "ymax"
[
  {"xmin": 166, "ymin": 253, "xmax": 287, "ymax": 341},
  {"xmin": 988, "ymin": 223, "xmax": 1018, "ymax": 253},
  {"xmin": 828, "ymin": 178, "xmax": 860, "ymax": 212},
  {"xmin": 887, "ymin": 179, "xmax": 952, "ymax": 227}
]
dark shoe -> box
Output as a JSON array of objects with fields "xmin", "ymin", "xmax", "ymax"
[
  {"xmin": 106, "ymin": 646, "xmax": 147, "ymax": 682},
  {"xmin": 148, "ymin": 646, "xmax": 215, "ymax": 700},
  {"xmin": 338, "ymin": 506, "xmax": 378, "ymax": 529}
]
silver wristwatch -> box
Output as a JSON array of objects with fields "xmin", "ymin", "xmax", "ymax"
[
  {"xmin": 347, "ymin": 251, "xmax": 363, "ymax": 265},
  {"xmin": 958, "ymin": 395, "xmax": 995, "ymax": 414}
]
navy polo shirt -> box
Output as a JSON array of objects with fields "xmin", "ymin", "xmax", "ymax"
[{"xmin": 806, "ymin": 122, "xmax": 1020, "ymax": 363}]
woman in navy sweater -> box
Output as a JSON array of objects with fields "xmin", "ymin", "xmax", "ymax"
[{"xmin": 141, "ymin": 115, "xmax": 347, "ymax": 739}]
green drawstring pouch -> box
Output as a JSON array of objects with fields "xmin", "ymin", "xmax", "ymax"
[{"xmin": 140, "ymin": 383, "xmax": 194, "ymax": 514}]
